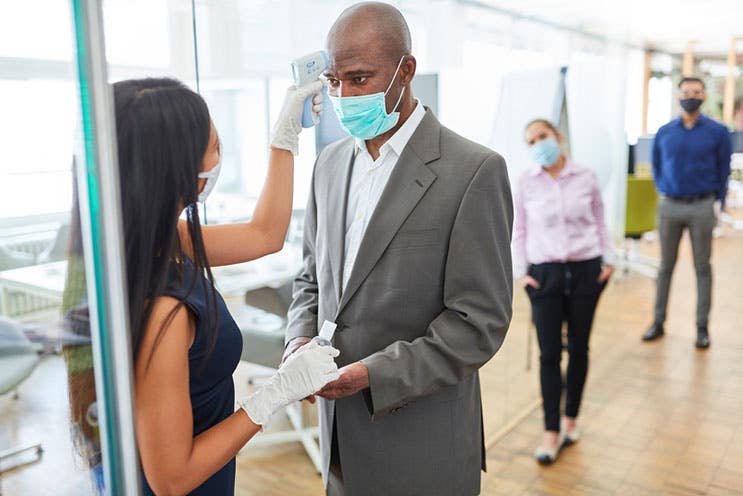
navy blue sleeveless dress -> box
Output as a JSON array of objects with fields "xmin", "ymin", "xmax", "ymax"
[{"xmin": 142, "ymin": 257, "xmax": 243, "ymax": 495}]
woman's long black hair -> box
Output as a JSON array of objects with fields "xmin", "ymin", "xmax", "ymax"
[{"xmin": 113, "ymin": 78, "xmax": 218, "ymax": 369}]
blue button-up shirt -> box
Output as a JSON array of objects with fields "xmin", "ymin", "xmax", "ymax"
[{"xmin": 652, "ymin": 114, "xmax": 732, "ymax": 201}]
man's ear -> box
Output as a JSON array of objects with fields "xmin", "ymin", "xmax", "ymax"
[{"xmin": 401, "ymin": 55, "xmax": 417, "ymax": 86}]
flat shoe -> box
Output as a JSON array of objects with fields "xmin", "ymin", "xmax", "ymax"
[
  {"xmin": 562, "ymin": 427, "xmax": 581, "ymax": 446},
  {"xmin": 534, "ymin": 432, "xmax": 565, "ymax": 465},
  {"xmin": 642, "ymin": 323, "xmax": 664, "ymax": 341},
  {"xmin": 696, "ymin": 328, "xmax": 710, "ymax": 349}
]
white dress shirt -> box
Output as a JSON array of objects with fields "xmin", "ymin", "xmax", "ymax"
[{"xmin": 342, "ymin": 99, "xmax": 426, "ymax": 291}]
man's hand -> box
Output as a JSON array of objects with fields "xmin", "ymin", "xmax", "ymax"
[
  {"xmin": 281, "ymin": 336, "xmax": 315, "ymax": 402},
  {"xmin": 316, "ymin": 362, "xmax": 370, "ymax": 400}
]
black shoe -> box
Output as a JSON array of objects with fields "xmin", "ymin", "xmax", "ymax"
[
  {"xmin": 642, "ymin": 323, "xmax": 664, "ymax": 341},
  {"xmin": 695, "ymin": 327, "xmax": 710, "ymax": 349}
]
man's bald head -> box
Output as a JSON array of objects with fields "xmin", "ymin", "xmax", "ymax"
[
  {"xmin": 323, "ymin": 1, "xmax": 417, "ymax": 143},
  {"xmin": 327, "ymin": 2, "xmax": 411, "ymax": 64}
]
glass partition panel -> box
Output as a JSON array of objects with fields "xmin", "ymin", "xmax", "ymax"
[{"xmin": 1, "ymin": 0, "xmax": 140, "ymax": 494}]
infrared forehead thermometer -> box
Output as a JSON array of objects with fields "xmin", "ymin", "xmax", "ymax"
[{"xmin": 290, "ymin": 50, "xmax": 328, "ymax": 128}]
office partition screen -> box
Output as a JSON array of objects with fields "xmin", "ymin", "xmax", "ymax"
[{"xmin": 0, "ymin": 1, "xmax": 142, "ymax": 494}]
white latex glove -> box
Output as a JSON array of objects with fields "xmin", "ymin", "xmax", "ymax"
[
  {"xmin": 239, "ymin": 340, "xmax": 339, "ymax": 427},
  {"xmin": 270, "ymin": 80, "xmax": 324, "ymax": 156}
]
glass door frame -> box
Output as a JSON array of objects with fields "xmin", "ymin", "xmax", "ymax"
[{"xmin": 70, "ymin": 0, "xmax": 140, "ymax": 493}]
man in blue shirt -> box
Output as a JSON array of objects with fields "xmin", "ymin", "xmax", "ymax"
[{"xmin": 643, "ymin": 76, "xmax": 732, "ymax": 348}]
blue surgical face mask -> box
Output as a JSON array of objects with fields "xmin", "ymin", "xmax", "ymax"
[
  {"xmin": 530, "ymin": 137, "xmax": 561, "ymax": 166},
  {"xmin": 328, "ymin": 56, "xmax": 406, "ymax": 140}
]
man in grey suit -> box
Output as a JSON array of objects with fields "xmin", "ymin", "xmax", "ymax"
[{"xmin": 283, "ymin": 3, "xmax": 513, "ymax": 495}]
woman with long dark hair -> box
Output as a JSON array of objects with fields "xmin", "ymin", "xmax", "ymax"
[
  {"xmin": 114, "ymin": 77, "xmax": 339, "ymax": 495},
  {"xmin": 513, "ymin": 119, "xmax": 614, "ymax": 465}
]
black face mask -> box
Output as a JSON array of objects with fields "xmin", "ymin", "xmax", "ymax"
[{"xmin": 680, "ymin": 98, "xmax": 703, "ymax": 113}]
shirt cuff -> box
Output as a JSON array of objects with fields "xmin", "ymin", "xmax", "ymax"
[
  {"xmin": 602, "ymin": 249, "xmax": 616, "ymax": 267},
  {"xmin": 513, "ymin": 258, "xmax": 528, "ymax": 279}
]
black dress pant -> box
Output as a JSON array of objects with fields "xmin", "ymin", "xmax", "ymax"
[{"xmin": 526, "ymin": 257, "xmax": 605, "ymax": 432}]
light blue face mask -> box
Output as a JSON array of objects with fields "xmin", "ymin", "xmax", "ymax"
[
  {"xmin": 530, "ymin": 137, "xmax": 561, "ymax": 166},
  {"xmin": 328, "ymin": 56, "xmax": 406, "ymax": 140}
]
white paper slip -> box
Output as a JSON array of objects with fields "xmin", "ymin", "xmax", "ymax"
[{"xmin": 318, "ymin": 320, "xmax": 337, "ymax": 343}]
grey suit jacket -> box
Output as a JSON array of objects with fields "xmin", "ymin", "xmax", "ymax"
[{"xmin": 286, "ymin": 109, "xmax": 513, "ymax": 496}]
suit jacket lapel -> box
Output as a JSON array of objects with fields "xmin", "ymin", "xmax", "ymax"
[
  {"xmin": 336, "ymin": 109, "xmax": 441, "ymax": 316},
  {"xmin": 326, "ymin": 141, "xmax": 355, "ymax": 306}
]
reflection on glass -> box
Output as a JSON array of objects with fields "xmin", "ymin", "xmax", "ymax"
[
  {"xmin": 60, "ymin": 166, "xmax": 103, "ymax": 493},
  {"xmin": 0, "ymin": 130, "xmax": 104, "ymax": 494},
  {"xmin": 0, "ymin": 1, "xmax": 134, "ymax": 493}
]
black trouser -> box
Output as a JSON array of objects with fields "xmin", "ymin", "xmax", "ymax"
[{"xmin": 526, "ymin": 257, "xmax": 605, "ymax": 432}]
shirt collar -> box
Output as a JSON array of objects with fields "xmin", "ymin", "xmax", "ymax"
[
  {"xmin": 530, "ymin": 158, "xmax": 576, "ymax": 178},
  {"xmin": 355, "ymin": 98, "xmax": 426, "ymax": 158},
  {"xmin": 674, "ymin": 113, "xmax": 707, "ymax": 128}
]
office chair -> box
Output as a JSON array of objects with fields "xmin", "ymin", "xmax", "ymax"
[
  {"xmin": 0, "ymin": 316, "xmax": 43, "ymax": 473},
  {"xmin": 234, "ymin": 281, "xmax": 294, "ymax": 372},
  {"xmin": 621, "ymin": 175, "xmax": 659, "ymax": 278}
]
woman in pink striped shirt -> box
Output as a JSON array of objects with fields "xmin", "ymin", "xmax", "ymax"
[{"xmin": 513, "ymin": 119, "xmax": 615, "ymax": 465}]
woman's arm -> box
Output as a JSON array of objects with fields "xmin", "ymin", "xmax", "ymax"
[
  {"xmin": 178, "ymin": 147, "xmax": 294, "ymax": 267},
  {"xmin": 512, "ymin": 176, "xmax": 529, "ymax": 279},
  {"xmin": 135, "ymin": 297, "xmax": 261, "ymax": 495},
  {"xmin": 589, "ymin": 173, "xmax": 614, "ymax": 263},
  {"xmin": 179, "ymin": 81, "xmax": 324, "ymax": 267},
  {"xmin": 135, "ymin": 293, "xmax": 339, "ymax": 495},
  {"xmin": 590, "ymin": 173, "xmax": 615, "ymax": 282}
]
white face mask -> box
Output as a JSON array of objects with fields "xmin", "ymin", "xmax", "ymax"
[{"xmin": 197, "ymin": 163, "xmax": 221, "ymax": 203}]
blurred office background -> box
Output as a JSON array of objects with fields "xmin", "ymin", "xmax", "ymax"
[{"xmin": 1, "ymin": 0, "xmax": 742, "ymax": 495}]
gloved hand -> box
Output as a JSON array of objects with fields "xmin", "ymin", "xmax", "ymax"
[
  {"xmin": 282, "ymin": 336, "xmax": 312, "ymax": 364},
  {"xmin": 270, "ymin": 80, "xmax": 324, "ymax": 156},
  {"xmin": 240, "ymin": 340, "xmax": 339, "ymax": 427}
]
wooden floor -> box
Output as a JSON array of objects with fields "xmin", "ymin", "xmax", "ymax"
[
  {"xmin": 481, "ymin": 228, "xmax": 743, "ymax": 495},
  {"xmin": 2, "ymin": 223, "xmax": 742, "ymax": 495},
  {"xmin": 235, "ymin": 225, "xmax": 743, "ymax": 495}
]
